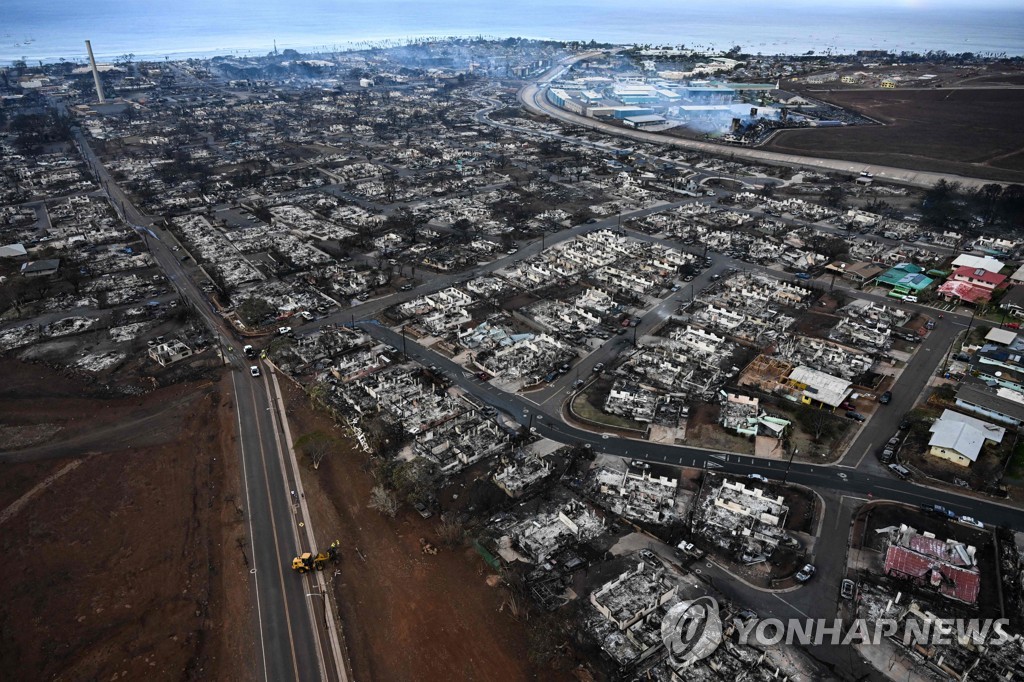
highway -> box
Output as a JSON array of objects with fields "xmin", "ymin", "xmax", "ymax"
[
  {"xmin": 69, "ymin": 123, "xmax": 343, "ymax": 682},
  {"xmin": 51, "ymin": 69, "xmax": 1024, "ymax": 681},
  {"xmin": 516, "ymin": 53, "xmax": 1000, "ymax": 191}
]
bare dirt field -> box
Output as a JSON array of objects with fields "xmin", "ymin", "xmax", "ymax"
[
  {"xmin": 282, "ymin": 379, "xmax": 577, "ymax": 682},
  {"xmin": 766, "ymin": 89, "xmax": 1024, "ymax": 182},
  {"xmin": 0, "ymin": 359, "xmax": 253, "ymax": 680}
]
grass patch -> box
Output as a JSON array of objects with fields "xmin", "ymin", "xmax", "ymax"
[{"xmin": 570, "ymin": 389, "xmax": 647, "ymax": 432}]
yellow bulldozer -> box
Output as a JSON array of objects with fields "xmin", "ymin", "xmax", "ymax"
[{"xmin": 291, "ymin": 540, "xmax": 341, "ymax": 573}]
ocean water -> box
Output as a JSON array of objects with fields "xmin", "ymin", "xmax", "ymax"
[{"xmin": 3, "ymin": 0, "xmax": 1023, "ymax": 65}]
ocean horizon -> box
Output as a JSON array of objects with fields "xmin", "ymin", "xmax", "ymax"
[{"xmin": 4, "ymin": 0, "xmax": 1024, "ymax": 65}]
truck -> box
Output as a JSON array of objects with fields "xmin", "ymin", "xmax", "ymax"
[{"xmin": 291, "ymin": 540, "xmax": 341, "ymax": 573}]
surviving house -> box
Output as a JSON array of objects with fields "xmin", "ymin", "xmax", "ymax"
[{"xmin": 927, "ymin": 409, "xmax": 1006, "ymax": 467}]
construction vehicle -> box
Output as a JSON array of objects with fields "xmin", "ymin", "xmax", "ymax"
[{"xmin": 291, "ymin": 540, "xmax": 341, "ymax": 573}]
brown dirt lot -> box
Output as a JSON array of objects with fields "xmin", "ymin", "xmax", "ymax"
[
  {"xmin": 0, "ymin": 359, "xmax": 253, "ymax": 680},
  {"xmin": 765, "ymin": 89, "xmax": 1024, "ymax": 182},
  {"xmin": 281, "ymin": 379, "xmax": 575, "ymax": 682}
]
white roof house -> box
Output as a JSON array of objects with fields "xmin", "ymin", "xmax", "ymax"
[
  {"xmin": 952, "ymin": 254, "xmax": 1004, "ymax": 274},
  {"xmin": 0, "ymin": 243, "xmax": 27, "ymax": 258},
  {"xmin": 985, "ymin": 328, "xmax": 1018, "ymax": 346},
  {"xmin": 787, "ymin": 366, "xmax": 852, "ymax": 408},
  {"xmin": 929, "ymin": 409, "xmax": 1006, "ymax": 464}
]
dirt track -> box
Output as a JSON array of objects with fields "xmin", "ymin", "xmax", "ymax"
[{"xmin": 0, "ymin": 360, "xmax": 254, "ymax": 680}]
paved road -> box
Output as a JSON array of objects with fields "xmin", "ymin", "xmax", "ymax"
[
  {"xmin": 232, "ymin": 368, "xmax": 327, "ymax": 681},
  {"xmin": 518, "ymin": 58, "xmax": 1001, "ymax": 190},
  {"xmin": 316, "ymin": 199, "xmax": 694, "ymax": 327},
  {"xmin": 69, "ymin": 124, "xmax": 339, "ymax": 682},
  {"xmin": 358, "ymin": 322, "xmax": 1024, "ymax": 533},
  {"xmin": 837, "ymin": 319, "xmax": 959, "ymax": 472}
]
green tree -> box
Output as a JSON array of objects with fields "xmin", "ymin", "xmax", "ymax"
[{"xmin": 236, "ymin": 296, "xmax": 275, "ymax": 327}]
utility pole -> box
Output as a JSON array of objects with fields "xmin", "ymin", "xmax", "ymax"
[{"xmin": 783, "ymin": 448, "xmax": 798, "ymax": 484}]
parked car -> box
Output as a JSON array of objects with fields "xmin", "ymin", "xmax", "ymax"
[
  {"xmin": 795, "ymin": 272, "xmax": 811, "ymax": 280},
  {"xmin": 747, "ymin": 473, "xmax": 769, "ymax": 483},
  {"xmin": 921, "ymin": 504, "xmax": 956, "ymax": 518},
  {"xmin": 841, "ymin": 579, "xmax": 856, "ymax": 600},
  {"xmin": 278, "ymin": 326, "xmax": 292, "ymax": 335},
  {"xmin": 795, "ymin": 564, "xmax": 816, "ymax": 582},
  {"xmin": 879, "ymin": 391, "xmax": 892, "ymax": 404},
  {"xmin": 888, "ymin": 463, "xmax": 911, "ymax": 479},
  {"xmin": 958, "ymin": 512, "xmax": 983, "ymax": 528},
  {"xmin": 249, "ymin": 365, "xmax": 261, "ymax": 377},
  {"xmin": 845, "ymin": 411, "xmax": 866, "ymax": 422},
  {"xmin": 958, "ymin": 516, "xmax": 984, "ymax": 529},
  {"xmin": 676, "ymin": 541, "xmax": 705, "ymax": 559},
  {"xmin": 630, "ymin": 459, "xmax": 650, "ymax": 470},
  {"xmin": 879, "ymin": 448, "xmax": 894, "ymax": 464},
  {"xmin": 413, "ymin": 502, "xmax": 433, "ymax": 519}
]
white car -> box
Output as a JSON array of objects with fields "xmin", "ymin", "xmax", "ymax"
[
  {"xmin": 249, "ymin": 365, "xmax": 261, "ymax": 377},
  {"xmin": 795, "ymin": 564, "xmax": 816, "ymax": 583},
  {"xmin": 747, "ymin": 473, "xmax": 769, "ymax": 483},
  {"xmin": 278, "ymin": 326, "xmax": 292, "ymax": 335},
  {"xmin": 958, "ymin": 516, "xmax": 984, "ymax": 529}
]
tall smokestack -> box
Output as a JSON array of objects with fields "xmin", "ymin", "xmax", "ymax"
[{"xmin": 85, "ymin": 40, "xmax": 106, "ymax": 104}]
